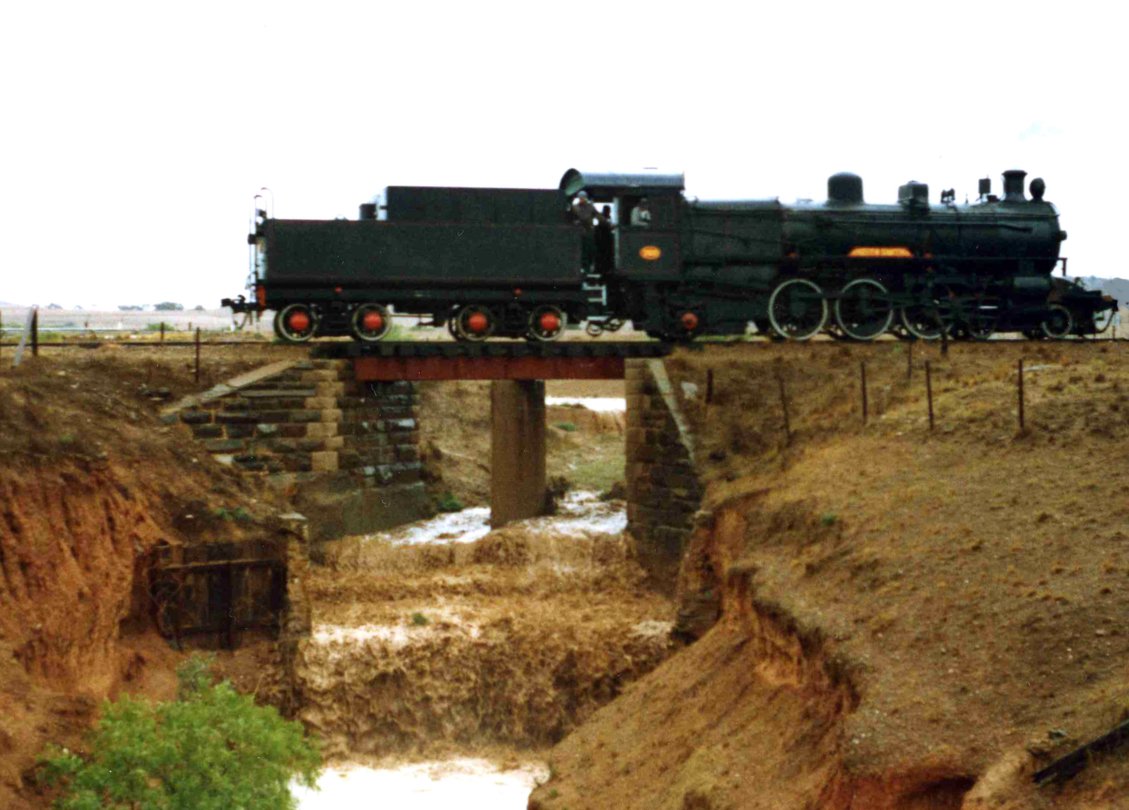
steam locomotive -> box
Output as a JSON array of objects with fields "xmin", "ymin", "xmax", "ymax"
[{"xmin": 223, "ymin": 168, "xmax": 1116, "ymax": 342}]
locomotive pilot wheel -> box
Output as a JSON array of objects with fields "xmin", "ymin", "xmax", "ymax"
[
  {"xmin": 274, "ymin": 303, "xmax": 318, "ymax": 343},
  {"xmin": 768, "ymin": 278, "xmax": 828, "ymax": 341},
  {"xmin": 1041, "ymin": 304, "xmax": 1074, "ymax": 339},
  {"xmin": 350, "ymin": 303, "xmax": 393, "ymax": 342},
  {"xmin": 834, "ymin": 278, "xmax": 893, "ymax": 341}
]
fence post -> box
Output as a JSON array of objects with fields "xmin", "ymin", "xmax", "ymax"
[
  {"xmin": 776, "ymin": 367, "xmax": 791, "ymax": 445},
  {"xmin": 925, "ymin": 360, "xmax": 935, "ymax": 431},
  {"xmin": 13, "ymin": 307, "xmax": 37, "ymax": 367},
  {"xmin": 194, "ymin": 328, "xmax": 201, "ymax": 384},
  {"xmin": 31, "ymin": 307, "xmax": 38, "ymax": 357},
  {"xmin": 160, "ymin": 321, "xmax": 166, "ymax": 343},
  {"xmin": 1017, "ymin": 358, "xmax": 1025, "ymax": 431}
]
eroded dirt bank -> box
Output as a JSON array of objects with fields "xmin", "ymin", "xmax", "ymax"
[
  {"xmin": 0, "ymin": 348, "xmax": 297, "ymax": 808},
  {"xmin": 294, "ymin": 496, "xmax": 674, "ymax": 759},
  {"xmin": 533, "ymin": 342, "xmax": 1129, "ymax": 809}
]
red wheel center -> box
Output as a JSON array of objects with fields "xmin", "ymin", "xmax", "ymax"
[
  {"xmin": 288, "ymin": 311, "xmax": 311, "ymax": 332},
  {"xmin": 466, "ymin": 312, "xmax": 489, "ymax": 334},
  {"xmin": 539, "ymin": 312, "xmax": 561, "ymax": 333},
  {"xmin": 680, "ymin": 312, "xmax": 699, "ymax": 331},
  {"xmin": 362, "ymin": 311, "xmax": 384, "ymax": 332}
]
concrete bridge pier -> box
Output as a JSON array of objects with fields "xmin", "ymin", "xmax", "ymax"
[{"xmin": 490, "ymin": 380, "xmax": 546, "ymax": 528}]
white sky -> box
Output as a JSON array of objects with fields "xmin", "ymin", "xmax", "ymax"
[{"xmin": 1, "ymin": 1, "xmax": 1123, "ymax": 308}]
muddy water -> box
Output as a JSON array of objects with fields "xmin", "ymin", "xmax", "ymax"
[
  {"xmin": 293, "ymin": 467, "xmax": 672, "ymax": 807},
  {"xmin": 294, "ymin": 758, "xmax": 548, "ymax": 809},
  {"xmin": 545, "ymin": 395, "xmax": 626, "ymax": 412}
]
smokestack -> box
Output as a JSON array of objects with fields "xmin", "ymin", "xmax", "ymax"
[{"xmin": 1002, "ymin": 170, "xmax": 1027, "ymax": 204}]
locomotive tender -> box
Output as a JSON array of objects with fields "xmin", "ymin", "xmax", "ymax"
[{"xmin": 224, "ymin": 168, "xmax": 1116, "ymax": 342}]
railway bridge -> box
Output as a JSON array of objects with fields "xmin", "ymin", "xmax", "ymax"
[
  {"xmin": 158, "ymin": 339, "xmax": 703, "ymax": 652},
  {"xmin": 164, "ymin": 339, "xmax": 702, "ymax": 592},
  {"xmin": 313, "ymin": 340, "xmax": 676, "ymax": 529}
]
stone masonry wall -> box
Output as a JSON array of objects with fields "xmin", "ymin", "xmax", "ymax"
[
  {"xmin": 625, "ymin": 358, "xmax": 704, "ymax": 592},
  {"xmin": 173, "ymin": 359, "xmax": 420, "ymax": 486}
]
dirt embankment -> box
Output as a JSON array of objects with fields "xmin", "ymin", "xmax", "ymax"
[
  {"xmin": 294, "ymin": 509, "xmax": 673, "ymax": 760},
  {"xmin": 533, "ymin": 341, "xmax": 1129, "ymax": 810},
  {"xmin": 0, "ymin": 347, "xmax": 296, "ymax": 808}
]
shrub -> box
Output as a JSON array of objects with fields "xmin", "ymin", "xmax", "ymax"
[
  {"xmin": 436, "ymin": 492, "xmax": 464, "ymax": 512},
  {"xmin": 410, "ymin": 612, "xmax": 429, "ymax": 627},
  {"xmin": 553, "ymin": 422, "xmax": 578, "ymax": 432},
  {"xmin": 213, "ymin": 506, "xmax": 252, "ymax": 523},
  {"xmin": 39, "ymin": 655, "xmax": 321, "ymax": 809}
]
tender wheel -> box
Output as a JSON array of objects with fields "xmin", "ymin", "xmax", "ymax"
[
  {"xmin": 350, "ymin": 303, "xmax": 393, "ymax": 343},
  {"xmin": 768, "ymin": 278, "xmax": 827, "ymax": 341},
  {"xmin": 899, "ymin": 301, "xmax": 948, "ymax": 340},
  {"xmin": 454, "ymin": 305, "xmax": 495, "ymax": 342},
  {"xmin": 528, "ymin": 305, "xmax": 566, "ymax": 342},
  {"xmin": 274, "ymin": 303, "xmax": 318, "ymax": 343},
  {"xmin": 676, "ymin": 310, "xmax": 701, "ymax": 339},
  {"xmin": 1041, "ymin": 304, "xmax": 1073, "ymax": 339},
  {"xmin": 834, "ymin": 278, "xmax": 893, "ymax": 341}
]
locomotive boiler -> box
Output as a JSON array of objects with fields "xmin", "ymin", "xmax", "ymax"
[{"xmin": 223, "ymin": 168, "xmax": 1116, "ymax": 342}]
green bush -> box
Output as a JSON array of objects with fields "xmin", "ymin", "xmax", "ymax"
[
  {"xmin": 553, "ymin": 422, "xmax": 578, "ymax": 432},
  {"xmin": 39, "ymin": 655, "xmax": 321, "ymax": 809},
  {"xmin": 436, "ymin": 492, "xmax": 464, "ymax": 512},
  {"xmin": 212, "ymin": 506, "xmax": 252, "ymax": 523}
]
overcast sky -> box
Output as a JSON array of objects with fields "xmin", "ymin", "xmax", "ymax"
[{"xmin": 0, "ymin": 1, "xmax": 1122, "ymax": 308}]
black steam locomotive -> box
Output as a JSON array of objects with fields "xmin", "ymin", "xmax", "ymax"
[{"xmin": 223, "ymin": 168, "xmax": 1116, "ymax": 342}]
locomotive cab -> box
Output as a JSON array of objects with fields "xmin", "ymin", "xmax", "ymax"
[{"xmin": 558, "ymin": 168, "xmax": 685, "ymax": 280}]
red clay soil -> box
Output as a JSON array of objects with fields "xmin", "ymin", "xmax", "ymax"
[
  {"xmin": 531, "ymin": 340, "xmax": 1129, "ymax": 810},
  {"xmin": 0, "ymin": 346, "xmax": 295, "ymax": 808}
]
